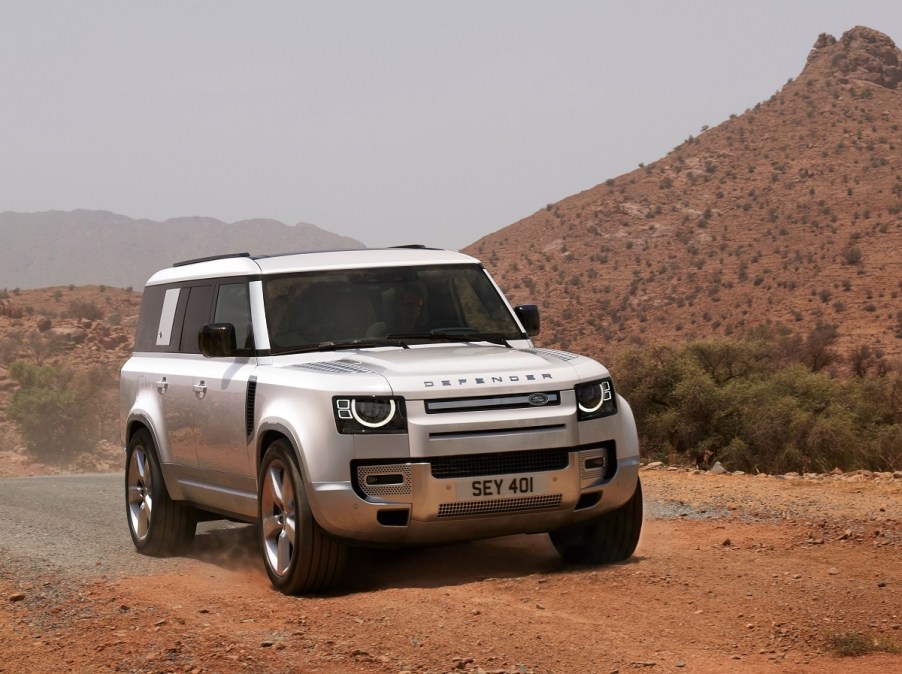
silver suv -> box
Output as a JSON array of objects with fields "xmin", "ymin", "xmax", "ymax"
[{"xmin": 120, "ymin": 247, "xmax": 641, "ymax": 594}]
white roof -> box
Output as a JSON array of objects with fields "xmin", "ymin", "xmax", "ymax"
[{"xmin": 145, "ymin": 248, "xmax": 479, "ymax": 285}]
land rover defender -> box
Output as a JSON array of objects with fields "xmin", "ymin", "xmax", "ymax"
[{"xmin": 120, "ymin": 247, "xmax": 641, "ymax": 594}]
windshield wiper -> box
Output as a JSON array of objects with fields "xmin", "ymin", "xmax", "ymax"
[
  {"xmin": 387, "ymin": 330, "xmax": 511, "ymax": 348},
  {"xmin": 278, "ymin": 338, "xmax": 409, "ymax": 355}
]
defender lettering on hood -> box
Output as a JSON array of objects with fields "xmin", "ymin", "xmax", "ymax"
[{"xmin": 423, "ymin": 372, "xmax": 553, "ymax": 387}]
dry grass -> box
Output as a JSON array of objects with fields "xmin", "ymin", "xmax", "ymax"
[{"xmin": 828, "ymin": 631, "xmax": 902, "ymax": 657}]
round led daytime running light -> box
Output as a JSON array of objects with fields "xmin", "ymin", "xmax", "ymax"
[
  {"xmin": 351, "ymin": 398, "xmax": 396, "ymax": 429},
  {"xmin": 577, "ymin": 384, "xmax": 604, "ymax": 414}
]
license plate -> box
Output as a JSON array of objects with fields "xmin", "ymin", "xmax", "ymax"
[{"xmin": 455, "ymin": 473, "xmax": 548, "ymax": 501}]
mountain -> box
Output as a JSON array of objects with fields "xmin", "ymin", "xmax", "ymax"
[
  {"xmin": 465, "ymin": 26, "xmax": 902, "ymax": 366},
  {"xmin": 0, "ymin": 210, "xmax": 364, "ymax": 290}
]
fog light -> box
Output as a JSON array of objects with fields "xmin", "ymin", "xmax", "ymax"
[
  {"xmin": 366, "ymin": 473, "xmax": 404, "ymax": 486},
  {"xmin": 585, "ymin": 456, "xmax": 606, "ymax": 471}
]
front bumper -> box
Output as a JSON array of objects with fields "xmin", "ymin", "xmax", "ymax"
[{"xmin": 309, "ymin": 447, "xmax": 640, "ymax": 546}]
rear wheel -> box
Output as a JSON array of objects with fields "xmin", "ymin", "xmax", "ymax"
[
  {"xmin": 125, "ymin": 429, "xmax": 196, "ymax": 556},
  {"xmin": 550, "ymin": 478, "xmax": 643, "ymax": 564},
  {"xmin": 258, "ymin": 439, "xmax": 347, "ymax": 594}
]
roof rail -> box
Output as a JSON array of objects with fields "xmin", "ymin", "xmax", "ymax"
[
  {"xmin": 172, "ymin": 252, "xmax": 252, "ymax": 267},
  {"xmin": 252, "ymin": 247, "xmax": 365, "ymax": 260},
  {"xmin": 390, "ymin": 244, "xmax": 437, "ymax": 250}
]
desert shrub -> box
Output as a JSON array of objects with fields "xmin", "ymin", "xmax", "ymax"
[
  {"xmin": 615, "ymin": 329, "xmax": 901, "ymax": 472},
  {"xmin": 800, "ymin": 322, "xmax": 839, "ymax": 372},
  {"xmin": 0, "ymin": 301, "xmax": 24, "ymax": 319},
  {"xmin": 614, "ymin": 344, "xmax": 734, "ymax": 461},
  {"xmin": 6, "ymin": 361, "xmax": 112, "ymax": 461},
  {"xmin": 870, "ymin": 424, "xmax": 902, "ymax": 470},
  {"xmin": 731, "ymin": 366, "xmax": 859, "ymax": 471},
  {"xmin": 850, "ymin": 345, "xmax": 888, "ymax": 377},
  {"xmin": 19, "ymin": 330, "xmax": 70, "ymax": 364},
  {"xmin": 0, "ymin": 335, "xmax": 22, "ymax": 364},
  {"xmin": 67, "ymin": 299, "xmax": 104, "ymax": 320},
  {"xmin": 828, "ymin": 631, "xmax": 901, "ymax": 657}
]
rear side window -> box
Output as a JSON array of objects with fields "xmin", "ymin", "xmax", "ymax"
[
  {"xmin": 179, "ymin": 285, "xmax": 215, "ymax": 354},
  {"xmin": 134, "ymin": 286, "xmax": 175, "ymax": 352}
]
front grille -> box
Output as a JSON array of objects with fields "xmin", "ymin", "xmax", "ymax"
[
  {"xmin": 437, "ymin": 494, "xmax": 563, "ymax": 519},
  {"xmin": 425, "ymin": 391, "xmax": 560, "ymax": 414},
  {"xmin": 429, "ymin": 448, "xmax": 570, "ymax": 479}
]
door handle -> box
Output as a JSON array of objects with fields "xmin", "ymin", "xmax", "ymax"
[{"xmin": 155, "ymin": 378, "xmax": 168, "ymax": 394}]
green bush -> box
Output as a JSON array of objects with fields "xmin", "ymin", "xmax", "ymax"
[
  {"xmin": 614, "ymin": 328, "xmax": 901, "ymax": 473},
  {"xmin": 6, "ymin": 361, "xmax": 109, "ymax": 461}
]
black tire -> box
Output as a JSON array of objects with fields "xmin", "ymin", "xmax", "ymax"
[
  {"xmin": 550, "ymin": 478, "xmax": 643, "ymax": 564},
  {"xmin": 258, "ymin": 439, "xmax": 347, "ymax": 594},
  {"xmin": 125, "ymin": 428, "xmax": 196, "ymax": 556}
]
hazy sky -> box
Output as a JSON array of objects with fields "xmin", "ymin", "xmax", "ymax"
[{"xmin": 2, "ymin": 2, "xmax": 901, "ymax": 251}]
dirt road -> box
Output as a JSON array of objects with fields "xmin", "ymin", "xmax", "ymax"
[{"xmin": 1, "ymin": 469, "xmax": 900, "ymax": 673}]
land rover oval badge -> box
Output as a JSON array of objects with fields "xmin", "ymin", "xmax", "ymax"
[{"xmin": 528, "ymin": 393, "xmax": 549, "ymax": 406}]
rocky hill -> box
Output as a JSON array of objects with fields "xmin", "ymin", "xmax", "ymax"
[
  {"xmin": 0, "ymin": 210, "xmax": 364, "ymax": 290},
  {"xmin": 465, "ymin": 26, "xmax": 902, "ymax": 367}
]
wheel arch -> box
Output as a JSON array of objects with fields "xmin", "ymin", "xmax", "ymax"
[
  {"xmin": 124, "ymin": 415, "xmax": 184, "ymax": 501},
  {"xmin": 125, "ymin": 414, "xmax": 162, "ymax": 454},
  {"xmin": 255, "ymin": 422, "xmax": 308, "ymax": 479},
  {"xmin": 253, "ymin": 422, "xmax": 345, "ymax": 533}
]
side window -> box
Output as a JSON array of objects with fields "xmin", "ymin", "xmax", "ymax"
[
  {"xmin": 134, "ymin": 285, "xmax": 186, "ymax": 353},
  {"xmin": 214, "ymin": 282, "xmax": 254, "ymax": 351},
  {"xmin": 179, "ymin": 285, "xmax": 214, "ymax": 354},
  {"xmin": 134, "ymin": 286, "xmax": 166, "ymax": 352}
]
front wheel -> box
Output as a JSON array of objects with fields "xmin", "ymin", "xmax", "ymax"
[
  {"xmin": 550, "ymin": 478, "xmax": 643, "ymax": 564},
  {"xmin": 258, "ymin": 439, "xmax": 347, "ymax": 594},
  {"xmin": 125, "ymin": 429, "xmax": 196, "ymax": 556}
]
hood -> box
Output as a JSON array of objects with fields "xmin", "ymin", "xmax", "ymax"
[{"xmin": 285, "ymin": 344, "xmax": 609, "ymax": 397}]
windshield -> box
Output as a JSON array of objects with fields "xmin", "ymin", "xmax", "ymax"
[{"xmin": 263, "ymin": 264, "xmax": 524, "ymax": 354}]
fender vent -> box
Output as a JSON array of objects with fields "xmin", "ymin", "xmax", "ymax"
[
  {"xmin": 529, "ymin": 347, "xmax": 579, "ymax": 362},
  {"xmin": 293, "ymin": 361, "xmax": 375, "ymax": 374},
  {"xmin": 245, "ymin": 378, "xmax": 257, "ymax": 439}
]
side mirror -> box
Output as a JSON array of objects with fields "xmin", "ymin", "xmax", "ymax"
[
  {"xmin": 514, "ymin": 305, "xmax": 540, "ymax": 337},
  {"xmin": 199, "ymin": 323, "xmax": 238, "ymax": 358}
]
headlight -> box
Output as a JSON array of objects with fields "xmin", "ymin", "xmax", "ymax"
[
  {"xmin": 575, "ymin": 378, "xmax": 617, "ymax": 421},
  {"xmin": 333, "ymin": 396, "xmax": 407, "ymax": 434}
]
